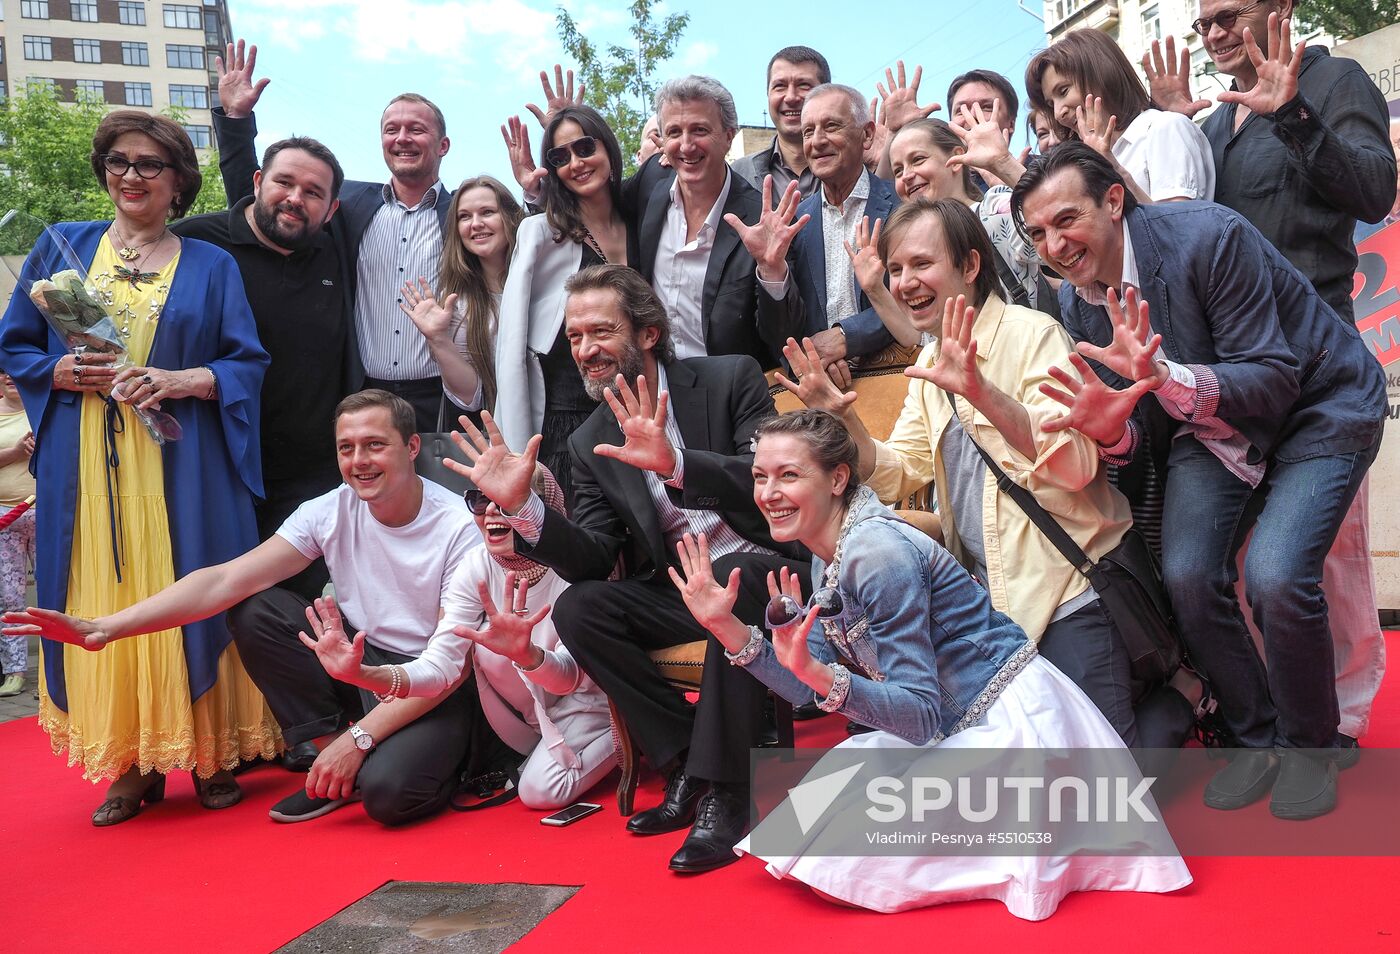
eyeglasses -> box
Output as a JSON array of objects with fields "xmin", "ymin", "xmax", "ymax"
[
  {"xmin": 1191, "ymin": 1, "xmax": 1264, "ymax": 37},
  {"xmin": 765, "ymin": 587, "xmax": 844, "ymax": 630},
  {"xmin": 463, "ymin": 487, "xmax": 493, "ymax": 515},
  {"xmin": 545, "ymin": 136, "xmax": 599, "ymax": 169},
  {"xmin": 100, "ymin": 154, "xmax": 172, "ymax": 180}
]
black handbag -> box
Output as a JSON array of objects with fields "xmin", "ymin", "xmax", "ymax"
[
  {"xmin": 947, "ymin": 394, "xmax": 1183, "ymax": 686},
  {"xmin": 414, "ymin": 394, "xmax": 473, "ymax": 496}
]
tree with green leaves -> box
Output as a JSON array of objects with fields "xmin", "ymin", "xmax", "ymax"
[
  {"xmin": 0, "ymin": 84, "xmax": 225, "ymax": 252},
  {"xmin": 1294, "ymin": 0, "xmax": 1400, "ymax": 41},
  {"xmin": 555, "ymin": 0, "xmax": 691, "ymax": 174}
]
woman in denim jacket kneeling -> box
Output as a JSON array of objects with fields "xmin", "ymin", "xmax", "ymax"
[{"xmin": 671, "ymin": 409, "xmax": 1191, "ymax": 918}]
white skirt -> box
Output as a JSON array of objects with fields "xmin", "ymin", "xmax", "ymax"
[{"xmin": 737, "ymin": 655, "xmax": 1193, "ymax": 920}]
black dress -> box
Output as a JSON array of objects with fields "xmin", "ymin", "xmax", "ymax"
[{"xmin": 537, "ymin": 245, "xmax": 604, "ymax": 509}]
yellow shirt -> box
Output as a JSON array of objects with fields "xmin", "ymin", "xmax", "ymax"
[
  {"xmin": 868, "ymin": 295, "xmax": 1132, "ymax": 641},
  {"xmin": 0, "ymin": 410, "xmax": 35, "ymax": 508}
]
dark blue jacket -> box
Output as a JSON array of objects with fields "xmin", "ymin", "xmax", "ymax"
[{"xmin": 1059, "ymin": 201, "xmax": 1386, "ymax": 465}]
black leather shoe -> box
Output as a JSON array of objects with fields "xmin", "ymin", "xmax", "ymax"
[
  {"xmin": 627, "ymin": 767, "xmax": 707, "ymax": 835},
  {"xmin": 1334, "ymin": 734, "xmax": 1360, "ymax": 771},
  {"xmin": 791, "ymin": 701, "xmax": 824, "ymax": 721},
  {"xmin": 280, "ymin": 741, "xmax": 318, "ymax": 773},
  {"xmin": 1203, "ymin": 748, "xmax": 1279, "ymax": 810},
  {"xmin": 668, "ymin": 784, "xmax": 750, "ymax": 873},
  {"xmin": 1270, "ymin": 748, "xmax": 1337, "ymax": 821}
]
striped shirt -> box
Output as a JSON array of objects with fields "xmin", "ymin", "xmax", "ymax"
[
  {"xmin": 355, "ymin": 181, "xmax": 445, "ymax": 380},
  {"xmin": 506, "ymin": 364, "xmax": 773, "ymax": 565}
]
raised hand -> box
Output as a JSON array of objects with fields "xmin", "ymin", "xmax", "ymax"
[
  {"xmin": 446, "ymin": 410, "xmax": 542, "ymax": 513},
  {"xmin": 460, "ymin": 571, "xmax": 550, "ymax": 669},
  {"xmin": 844, "ymin": 216, "xmax": 886, "ymax": 296},
  {"xmin": 526, "ymin": 64, "xmax": 586, "ymax": 128},
  {"xmin": 400, "ymin": 277, "xmax": 458, "ymax": 346},
  {"xmin": 876, "ymin": 61, "xmax": 940, "ymax": 134},
  {"xmin": 2, "ymin": 606, "xmax": 110, "ymax": 651},
  {"xmin": 866, "ymin": 95, "xmax": 891, "ymax": 171},
  {"xmin": 1074, "ymin": 287, "xmax": 1168, "ymax": 387},
  {"xmin": 948, "ymin": 102, "xmax": 1024, "ymax": 186},
  {"xmin": 1075, "ymin": 95, "xmax": 1121, "ymax": 160},
  {"xmin": 215, "ymin": 39, "xmax": 270, "ymax": 120},
  {"xmin": 1217, "ymin": 13, "xmax": 1303, "ymax": 116},
  {"xmin": 501, "ymin": 115, "xmax": 547, "ymax": 195},
  {"xmin": 723, "ymin": 176, "xmax": 810, "ymax": 283},
  {"xmin": 775, "ymin": 337, "xmax": 857, "ymax": 416},
  {"xmin": 668, "ymin": 532, "xmax": 744, "ymax": 643},
  {"xmin": 905, "ymin": 294, "xmax": 986, "ymax": 401},
  {"xmin": 297, "ymin": 596, "xmax": 366, "ymax": 684},
  {"xmin": 1143, "ymin": 36, "xmax": 1211, "ymax": 118},
  {"xmin": 593, "ymin": 374, "xmax": 677, "ymax": 475},
  {"xmin": 767, "ymin": 567, "xmax": 820, "ymax": 679},
  {"xmin": 1039, "ymin": 352, "xmax": 1154, "ymax": 446}
]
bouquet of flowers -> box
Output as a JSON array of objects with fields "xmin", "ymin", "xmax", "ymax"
[{"xmin": 1, "ymin": 210, "xmax": 181, "ymax": 443}]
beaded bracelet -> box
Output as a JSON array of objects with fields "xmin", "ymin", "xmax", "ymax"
[
  {"xmin": 373, "ymin": 664, "xmax": 403, "ymax": 704},
  {"xmin": 817, "ymin": 662, "xmax": 851, "ymax": 713},
  {"xmin": 724, "ymin": 626, "xmax": 765, "ymax": 667}
]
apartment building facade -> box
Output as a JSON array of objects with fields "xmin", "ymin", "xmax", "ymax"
[{"xmin": 0, "ymin": 0, "xmax": 232, "ymax": 150}]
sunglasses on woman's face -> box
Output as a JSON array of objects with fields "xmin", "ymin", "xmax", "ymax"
[
  {"xmin": 545, "ymin": 136, "xmax": 599, "ymax": 169},
  {"xmin": 1191, "ymin": 0, "xmax": 1264, "ymax": 37},
  {"xmin": 463, "ymin": 487, "xmax": 493, "ymax": 515},
  {"xmin": 765, "ymin": 587, "xmax": 844, "ymax": 630}
]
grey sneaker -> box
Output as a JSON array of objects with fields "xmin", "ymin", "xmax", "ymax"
[{"xmin": 268, "ymin": 787, "xmax": 361, "ymax": 824}]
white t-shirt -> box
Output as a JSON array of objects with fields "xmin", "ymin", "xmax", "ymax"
[
  {"xmin": 276, "ymin": 478, "xmax": 481, "ymax": 656},
  {"xmin": 1112, "ymin": 108, "xmax": 1216, "ymax": 202}
]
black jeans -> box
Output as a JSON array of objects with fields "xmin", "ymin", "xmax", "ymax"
[
  {"xmin": 555, "ymin": 551, "xmax": 810, "ymax": 785},
  {"xmin": 227, "ymin": 586, "xmax": 513, "ymax": 825},
  {"xmin": 363, "ymin": 375, "xmax": 446, "ymax": 434},
  {"xmin": 1038, "ymin": 598, "xmax": 1194, "ymax": 749}
]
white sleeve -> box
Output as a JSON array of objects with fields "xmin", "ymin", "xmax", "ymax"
[
  {"xmin": 401, "ymin": 548, "xmax": 488, "ymax": 698},
  {"xmin": 274, "ymin": 494, "xmax": 330, "ymax": 560},
  {"xmin": 1141, "ymin": 112, "xmax": 1216, "ymax": 202}
]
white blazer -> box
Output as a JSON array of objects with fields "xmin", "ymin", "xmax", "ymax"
[{"xmin": 493, "ymin": 214, "xmax": 585, "ymax": 450}]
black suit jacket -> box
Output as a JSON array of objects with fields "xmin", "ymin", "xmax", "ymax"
[
  {"xmin": 211, "ymin": 108, "xmax": 453, "ymax": 303},
  {"xmin": 624, "ymin": 157, "xmax": 777, "ymax": 368},
  {"xmin": 520, "ymin": 354, "xmax": 805, "ymax": 583}
]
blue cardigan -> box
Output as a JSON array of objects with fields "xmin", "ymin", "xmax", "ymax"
[{"xmin": 0, "ymin": 221, "xmax": 269, "ymax": 710}]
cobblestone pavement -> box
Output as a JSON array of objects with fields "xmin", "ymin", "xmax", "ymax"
[{"xmin": 0, "ymin": 636, "xmax": 40, "ymax": 725}]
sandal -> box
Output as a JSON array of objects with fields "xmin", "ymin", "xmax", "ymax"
[
  {"xmin": 92, "ymin": 773, "xmax": 166, "ymax": 827},
  {"xmin": 192, "ymin": 771, "xmax": 243, "ymax": 810}
]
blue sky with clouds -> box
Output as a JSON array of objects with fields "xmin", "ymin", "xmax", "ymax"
[{"xmin": 227, "ymin": 0, "xmax": 1051, "ymax": 189}]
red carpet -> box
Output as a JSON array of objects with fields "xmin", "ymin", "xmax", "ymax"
[{"xmin": 9, "ymin": 637, "xmax": 1400, "ymax": 953}]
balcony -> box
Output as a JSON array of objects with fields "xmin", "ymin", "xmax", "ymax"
[{"xmin": 1045, "ymin": 0, "xmax": 1120, "ymax": 40}]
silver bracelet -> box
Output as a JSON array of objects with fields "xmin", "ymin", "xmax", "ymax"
[
  {"xmin": 200, "ymin": 365, "xmax": 218, "ymax": 401},
  {"xmin": 373, "ymin": 664, "xmax": 403, "ymax": 704},
  {"xmin": 817, "ymin": 662, "xmax": 852, "ymax": 713},
  {"xmin": 724, "ymin": 625, "xmax": 765, "ymax": 666}
]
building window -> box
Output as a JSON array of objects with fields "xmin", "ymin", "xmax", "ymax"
[
  {"xmin": 21, "ymin": 1, "xmax": 51, "ymax": 19},
  {"xmin": 121, "ymin": 41, "xmax": 148, "ymax": 66},
  {"xmin": 118, "ymin": 2, "xmax": 146, "ymax": 26},
  {"xmin": 124, "ymin": 82, "xmax": 152, "ymax": 107},
  {"xmin": 0, "ymin": 82, "xmax": 8, "ymax": 101},
  {"xmin": 25, "ymin": 77, "xmax": 58, "ymax": 93},
  {"xmin": 23, "ymin": 36, "xmax": 53, "ymax": 61},
  {"xmin": 166, "ymin": 44, "xmax": 205, "ymax": 69},
  {"xmin": 169, "ymin": 84, "xmax": 208, "ymax": 109},
  {"xmin": 71, "ymin": 0, "xmax": 98, "ymax": 21},
  {"xmin": 76, "ymin": 79, "xmax": 105, "ymax": 100},
  {"xmin": 1142, "ymin": 4, "xmax": 1162, "ymax": 45},
  {"xmin": 184, "ymin": 124, "xmax": 211, "ymax": 149},
  {"xmin": 74, "ymin": 38, "xmax": 102, "ymax": 63},
  {"xmin": 163, "ymin": 3, "xmax": 201, "ymax": 28}
]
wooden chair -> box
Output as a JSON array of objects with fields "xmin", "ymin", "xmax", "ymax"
[{"xmin": 609, "ymin": 640, "xmax": 795, "ymax": 816}]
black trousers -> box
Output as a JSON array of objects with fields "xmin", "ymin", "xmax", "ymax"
[
  {"xmin": 554, "ymin": 551, "xmax": 811, "ymax": 786},
  {"xmin": 1038, "ymin": 598, "xmax": 1194, "ymax": 750},
  {"xmin": 363, "ymin": 375, "xmax": 445, "ymax": 434},
  {"xmin": 226, "ymin": 586, "xmax": 514, "ymax": 825},
  {"xmin": 255, "ymin": 465, "xmax": 341, "ymax": 602}
]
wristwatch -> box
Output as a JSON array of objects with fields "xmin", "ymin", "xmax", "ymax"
[{"xmin": 348, "ymin": 723, "xmax": 375, "ymax": 752}]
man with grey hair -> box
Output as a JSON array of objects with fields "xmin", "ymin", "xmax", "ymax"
[
  {"xmin": 625, "ymin": 75, "xmax": 775, "ymax": 367},
  {"xmin": 731, "ymin": 82, "xmax": 901, "ymax": 366}
]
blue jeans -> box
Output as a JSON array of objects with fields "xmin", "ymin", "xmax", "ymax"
[{"xmin": 1160, "ymin": 435, "xmax": 1379, "ymax": 749}]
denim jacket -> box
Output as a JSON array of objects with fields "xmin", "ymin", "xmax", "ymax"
[{"xmin": 742, "ymin": 488, "xmax": 1036, "ymax": 744}]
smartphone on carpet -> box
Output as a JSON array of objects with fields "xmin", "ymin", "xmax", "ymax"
[{"xmin": 540, "ymin": 802, "xmax": 603, "ymax": 827}]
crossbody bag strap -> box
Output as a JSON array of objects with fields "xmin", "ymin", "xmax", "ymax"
[
  {"xmin": 945, "ymin": 391, "xmax": 1097, "ymax": 580},
  {"xmin": 987, "ymin": 246, "xmax": 1031, "ymax": 309}
]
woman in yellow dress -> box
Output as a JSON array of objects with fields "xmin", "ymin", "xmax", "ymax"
[{"xmin": 0, "ymin": 111, "xmax": 280, "ymax": 824}]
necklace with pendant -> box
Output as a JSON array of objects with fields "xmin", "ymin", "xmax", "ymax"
[{"xmin": 110, "ymin": 223, "xmax": 167, "ymax": 266}]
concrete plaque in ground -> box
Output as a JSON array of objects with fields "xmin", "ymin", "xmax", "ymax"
[{"xmin": 277, "ymin": 881, "xmax": 579, "ymax": 953}]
